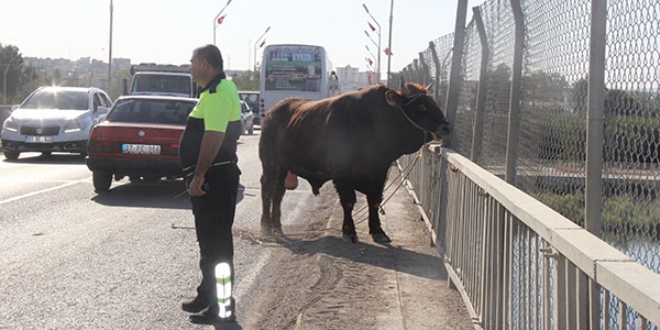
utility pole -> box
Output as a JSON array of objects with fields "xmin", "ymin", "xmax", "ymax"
[{"xmin": 108, "ymin": 0, "xmax": 113, "ymax": 91}]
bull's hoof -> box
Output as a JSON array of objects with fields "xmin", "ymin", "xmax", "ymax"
[
  {"xmin": 342, "ymin": 232, "xmax": 359, "ymax": 243},
  {"xmin": 372, "ymin": 232, "xmax": 392, "ymax": 243},
  {"xmin": 261, "ymin": 226, "xmax": 276, "ymax": 241}
]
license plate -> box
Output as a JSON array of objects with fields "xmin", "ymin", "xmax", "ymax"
[
  {"xmin": 122, "ymin": 144, "xmax": 161, "ymax": 155},
  {"xmin": 25, "ymin": 136, "xmax": 54, "ymax": 143}
]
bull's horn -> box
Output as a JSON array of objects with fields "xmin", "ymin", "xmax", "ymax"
[
  {"xmin": 427, "ymin": 81, "xmax": 434, "ymax": 90},
  {"xmin": 400, "ymin": 76, "xmax": 410, "ymax": 96}
]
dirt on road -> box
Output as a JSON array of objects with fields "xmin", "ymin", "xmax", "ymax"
[{"xmin": 238, "ymin": 169, "xmax": 474, "ymax": 330}]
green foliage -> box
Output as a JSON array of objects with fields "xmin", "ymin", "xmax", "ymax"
[
  {"xmin": 533, "ymin": 191, "xmax": 660, "ymax": 234},
  {"xmin": 0, "ymin": 43, "xmax": 29, "ymax": 103},
  {"xmin": 230, "ymin": 69, "xmax": 260, "ymax": 91}
]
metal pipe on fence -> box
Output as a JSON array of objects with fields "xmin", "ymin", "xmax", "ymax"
[
  {"xmin": 470, "ymin": 6, "xmax": 489, "ymax": 164},
  {"xmin": 505, "ymin": 0, "xmax": 525, "ymax": 185}
]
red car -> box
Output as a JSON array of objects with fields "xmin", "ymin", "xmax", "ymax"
[{"xmin": 86, "ymin": 95, "xmax": 197, "ymax": 191}]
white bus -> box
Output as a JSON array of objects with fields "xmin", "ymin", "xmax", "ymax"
[{"xmin": 258, "ymin": 44, "xmax": 333, "ymax": 123}]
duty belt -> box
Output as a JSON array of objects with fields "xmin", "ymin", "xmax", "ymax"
[{"xmin": 182, "ymin": 161, "xmax": 234, "ymax": 178}]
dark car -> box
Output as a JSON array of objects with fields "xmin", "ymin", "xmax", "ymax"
[
  {"xmin": 86, "ymin": 95, "xmax": 197, "ymax": 191},
  {"xmin": 238, "ymin": 91, "xmax": 260, "ymax": 125}
]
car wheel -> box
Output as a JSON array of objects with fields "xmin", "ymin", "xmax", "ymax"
[
  {"xmin": 3, "ymin": 150, "xmax": 19, "ymax": 160},
  {"xmin": 93, "ymin": 171, "xmax": 113, "ymax": 191}
]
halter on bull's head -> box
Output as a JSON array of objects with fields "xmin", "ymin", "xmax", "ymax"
[{"xmin": 384, "ymin": 77, "xmax": 451, "ymax": 140}]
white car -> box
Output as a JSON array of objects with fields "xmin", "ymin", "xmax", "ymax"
[{"xmin": 1, "ymin": 86, "xmax": 112, "ymax": 160}]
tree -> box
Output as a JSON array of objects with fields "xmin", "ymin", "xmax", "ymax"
[
  {"xmin": 0, "ymin": 43, "xmax": 26, "ymax": 103},
  {"xmin": 231, "ymin": 69, "xmax": 260, "ymax": 91},
  {"xmin": 570, "ymin": 78, "xmax": 588, "ymax": 113}
]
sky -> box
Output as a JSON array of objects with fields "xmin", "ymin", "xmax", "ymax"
[{"xmin": 0, "ymin": 0, "xmax": 481, "ymax": 73}]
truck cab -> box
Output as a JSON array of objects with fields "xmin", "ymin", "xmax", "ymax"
[{"xmin": 124, "ymin": 63, "xmax": 199, "ymax": 98}]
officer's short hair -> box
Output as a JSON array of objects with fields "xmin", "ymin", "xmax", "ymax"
[{"xmin": 194, "ymin": 44, "xmax": 224, "ymax": 72}]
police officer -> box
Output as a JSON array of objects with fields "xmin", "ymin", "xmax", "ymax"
[{"xmin": 178, "ymin": 44, "xmax": 241, "ymax": 324}]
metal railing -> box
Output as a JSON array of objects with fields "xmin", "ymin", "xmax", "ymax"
[
  {"xmin": 400, "ymin": 147, "xmax": 660, "ymax": 329},
  {"xmin": 394, "ymin": 0, "xmax": 660, "ymax": 326}
]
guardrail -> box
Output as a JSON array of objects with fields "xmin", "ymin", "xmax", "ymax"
[{"xmin": 399, "ymin": 146, "xmax": 660, "ymax": 330}]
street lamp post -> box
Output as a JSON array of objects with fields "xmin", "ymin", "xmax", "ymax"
[
  {"xmin": 253, "ymin": 26, "xmax": 271, "ymax": 73},
  {"xmin": 386, "ymin": 0, "xmax": 394, "ymax": 87},
  {"xmin": 365, "ymin": 45, "xmax": 377, "ymax": 64},
  {"xmin": 2, "ymin": 63, "xmax": 10, "ymax": 104},
  {"xmin": 213, "ymin": 0, "xmax": 233, "ymax": 45},
  {"xmin": 362, "ymin": 3, "xmax": 381, "ymax": 84}
]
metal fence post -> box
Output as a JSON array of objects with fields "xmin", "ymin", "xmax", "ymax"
[
  {"xmin": 413, "ymin": 58, "xmax": 420, "ymax": 84},
  {"xmin": 505, "ymin": 0, "xmax": 525, "ymax": 185},
  {"xmin": 418, "ymin": 52, "xmax": 430, "ymax": 85},
  {"xmin": 586, "ymin": 0, "xmax": 607, "ymax": 328},
  {"xmin": 438, "ymin": 0, "xmax": 468, "ymax": 289},
  {"xmin": 443, "ymin": 0, "xmax": 468, "ymax": 148},
  {"xmin": 428, "ymin": 41, "xmax": 442, "ymax": 102},
  {"xmin": 470, "ymin": 6, "xmax": 489, "ymax": 164}
]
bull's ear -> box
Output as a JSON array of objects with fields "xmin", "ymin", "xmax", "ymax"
[
  {"xmin": 385, "ymin": 89, "xmax": 400, "ymax": 107},
  {"xmin": 399, "ymin": 76, "xmax": 410, "ymax": 97}
]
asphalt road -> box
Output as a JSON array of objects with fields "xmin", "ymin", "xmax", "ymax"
[{"xmin": 0, "ymin": 130, "xmax": 330, "ymax": 330}]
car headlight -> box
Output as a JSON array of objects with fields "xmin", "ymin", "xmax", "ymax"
[
  {"xmin": 63, "ymin": 119, "xmax": 90, "ymax": 133},
  {"xmin": 2, "ymin": 118, "xmax": 19, "ymax": 132}
]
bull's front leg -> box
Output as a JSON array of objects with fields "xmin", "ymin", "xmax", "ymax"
[
  {"xmin": 366, "ymin": 192, "xmax": 390, "ymax": 243},
  {"xmin": 333, "ymin": 180, "xmax": 358, "ymax": 243}
]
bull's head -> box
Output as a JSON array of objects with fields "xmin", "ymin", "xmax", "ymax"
[{"xmin": 384, "ymin": 77, "xmax": 451, "ymax": 140}]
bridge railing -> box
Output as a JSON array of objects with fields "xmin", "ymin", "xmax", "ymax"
[{"xmin": 400, "ymin": 147, "xmax": 660, "ymax": 329}]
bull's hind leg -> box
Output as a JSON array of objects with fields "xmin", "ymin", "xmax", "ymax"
[
  {"xmin": 270, "ymin": 170, "xmax": 287, "ymax": 234},
  {"xmin": 260, "ymin": 167, "xmax": 287, "ymax": 237},
  {"xmin": 333, "ymin": 180, "xmax": 359, "ymax": 243}
]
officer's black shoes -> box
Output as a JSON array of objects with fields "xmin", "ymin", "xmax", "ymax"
[
  {"xmin": 187, "ymin": 307, "xmax": 236, "ymax": 325},
  {"xmin": 181, "ymin": 296, "xmax": 212, "ymax": 313}
]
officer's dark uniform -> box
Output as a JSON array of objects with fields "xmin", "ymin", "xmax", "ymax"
[{"xmin": 179, "ymin": 72, "xmax": 242, "ymax": 316}]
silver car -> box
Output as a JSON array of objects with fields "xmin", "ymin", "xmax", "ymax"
[{"xmin": 1, "ymin": 86, "xmax": 112, "ymax": 160}]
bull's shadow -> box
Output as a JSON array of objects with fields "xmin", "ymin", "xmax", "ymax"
[{"xmin": 271, "ymin": 233, "xmax": 448, "ymax": 281}]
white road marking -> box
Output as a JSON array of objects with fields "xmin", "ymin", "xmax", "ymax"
[{"xmin": 0, "ymin": 180, "xmax": 85, "ymax": 205}]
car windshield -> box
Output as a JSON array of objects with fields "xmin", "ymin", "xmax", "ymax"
[
  {"xmin": 22, "ymin": 89, "xmax": 89, "ymax": 110},
  {"xmin": 106, "ymin": 99, "xmax": 196, "ymax": 125}
]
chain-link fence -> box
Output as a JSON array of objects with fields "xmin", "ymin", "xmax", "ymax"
[
  {"xmin": 402, "ymin": 0, "xmax": 660, "ymax": 274},
  {"xmin": 397, "ymin": 0, "xmax": 660, "ymax": 328}
]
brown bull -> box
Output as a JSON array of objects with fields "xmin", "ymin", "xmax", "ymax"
[{"xmin": 259, "ymin": 78, "xmax": 451, "ymax": 243}]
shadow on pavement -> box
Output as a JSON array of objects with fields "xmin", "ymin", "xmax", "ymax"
[
  {"xmin": 272, "ymin": 233, "xmax": 448, "ymax": 281},
  {"xmin": 91, "ymin": 181, "xmax": 247, "ymax": 210}
]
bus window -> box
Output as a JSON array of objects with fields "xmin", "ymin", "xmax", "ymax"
[{"xmin": 259, "ymin": 44, "xmax": 332, "ymax": 117}]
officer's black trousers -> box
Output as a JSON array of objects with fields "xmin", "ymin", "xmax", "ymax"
[{"xmin": 189, "ymin": 164, "xmax": 240, "ymax": 307}]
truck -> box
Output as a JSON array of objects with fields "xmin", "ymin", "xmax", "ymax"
[{"xmin": 123, "ymin": 63, "xmax": 198, "ymax": 98}]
